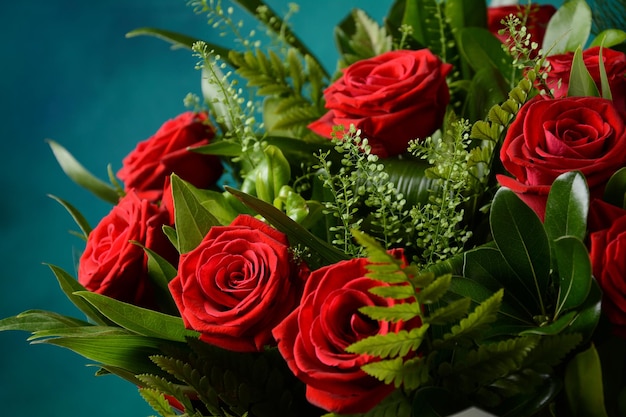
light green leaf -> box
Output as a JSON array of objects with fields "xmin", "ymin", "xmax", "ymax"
[
  {"xmin": 424, "ymin": 297, "xmax": 471, "ymax": 326},
  {"xmin": 542, "ymin": 0, "xmax": 592, "ymax": 55},
  {"xmin": 544, "ymin": 171, "xmax": 589, "ymax": 242},
  {"xmin": 597, "ymin": 46, "xmax": 612, "ymax": 100},
  {"xmin": 191, "ymin": 140, "xmax": 242, "ymax": 157},
  {"xmin": 347, "ymin": 325, "xmax": 430, "ymax": 358},
  {"xmin": 589, "ymin": 29, "xmax": 626, "ymax": 48},
  {"xmin": 553, "ymin": 236, "xmax": 592, "ymax": 318},
  {"xmin": 490, "ymin": 188, "xmax": 551, "ymax": 316},
  {"xmin": 47, "ymin": 140, "xmax": 120, "ymax": 204},
  {"xmin": 417, "ymin": 274, "xmax": 451, "ymax": 304},
  {"xmin": 0, "ymin": 310, "xmax": 89, "ymax": 333},
  {"xmin": 565, "ymin": 344, "xmax": 609, "ymax": 417},
  {"xmin": 75, "ymin": 291, "xmax": 198, "ymax": 342},
  {"xmin": 368, "ymin": 284, "xmax": 416, "ymax": 300},
  {"xmin": 568, "ymin": 46, "xmax": 600, "ymax": 97},
  {"xmin": 171, "ymin": 174, "xmax": 220, "ymax": 254},
  {"xmin": 47, "ymin": 194, "xmax": 92, "ymax": 239},
  {"xmin": 360, "ymin": 302, "xmax": 422, "ymax": 323}
]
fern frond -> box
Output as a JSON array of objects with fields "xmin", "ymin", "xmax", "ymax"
[
  {"xmin": 347, "ymin": 325, "xmax": 430, "ymax": 358},
  {"xmin": 138, "ymin": 387, "xmax": 180, "ymax": 417},
  {"xmin": 523, "ymin": 333, "xmax": 583, "ymax": 371},
  {"xmin": 360, "ymin": 302, "xmax": 422, "ymax": 322},
  {"xmin": 417, "ymin": 274, "xmax": 452, "ymax": 304},
  {"xmin": 361, "ymin": 355, "xmax": 429, "ymax": 390},
  {"xmin": 424, "ymin": 297, "xmax": 472, "ymax": 326}
]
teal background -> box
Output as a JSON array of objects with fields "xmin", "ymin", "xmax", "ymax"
[{"xmin": 0, "ymin": 0, "xmax": 560, "ymax": 416}]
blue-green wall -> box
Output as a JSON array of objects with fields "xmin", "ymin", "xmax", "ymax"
[{"xmin": 0, "ymin": 1, "xmax": 559, "ymax": 416}]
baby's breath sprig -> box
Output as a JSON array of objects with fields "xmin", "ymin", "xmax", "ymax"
[
  {"xmin": 314, "ymin": 126, "xmax": 409, "ymax": 256},
  {"xmin": 408, "ymin": 120, "xmax": 474, "ymax": 267},
  {"xmin": 188, "ymin": 0, "xmax": 261, "ymax": 49}
]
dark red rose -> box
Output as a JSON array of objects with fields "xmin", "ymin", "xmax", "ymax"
[
  {"xmin": 117, "ymin": 112, "xmax": 222, "ymax": 202},
  {"xmin": 168, "ymin": 215, "xmax": 307, "ymax": 352},
  {"xmin": 545, "ymin": 47, "xmax": 626, "ymax": 113},
  {"xmin": 272, "ymin": 254, "xmax": 419, "ymax": 414},
  {"xmin": 497, "ymin": 96, "xmax": 626, "ymax": 220},
  {"xmin": 78, "ymin": 191, "xmax": 175, "ymax": 308},
  {"xmin": 308, "ymin": 49, "xmax": 452, "ymax": 157},
  {"xmin": 589, "ymin": 201, "xmax": 626, "ymax": 335},
  {"xmin": 487, "ymin": 4, "xmax": 556, "ymax": 54}
]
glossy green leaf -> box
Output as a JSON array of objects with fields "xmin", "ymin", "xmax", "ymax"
[
  {"xmin": 47, "ymin": 194, "xmax": 92, "ymax": 239},
  {"xmin": 589, "ymin": 29, "xmax": 626, "ymax": 48},
  {"xmin": 542, "ymin": 0, "xmax": 592, "ymax": 55},
  {"xmin": 445, "ymin": 0, "xmax": 487, "ymax": 31},
  {"xmin": 604, "ymin": 166, "xmax": 626, "ymax": 208},
  {"xmin": 171, "ymin": 174, "xmax": 221, "ymax": 253},
  {"xmin": 456, "ymin": 27, "xmax": 512, "ymax": 81},
  {"xmin": 465, "ymin": 66, "xmax": 509, "ymax": 121},
  {"xmin": 382, "ymin": 156, "xmax": 438, "ymax": 208},
  {"xmin": 568, "ymin": 46, "xmax": 601, "ymax": 97},
  {"xmin": 597, "ymin": 46, "xmax": 613, "ymax": 100},
  {"xmin": 47, "ymin": 140, "xmax": 120, "ymax": 204},
  {"xmin": 0, "ymin": 310, "xmax": 89, "ymax": 333},
  {"xmin": 566, "ymin": 278, "xmax": 602, "ymax": 341},
  {"xmin": 191, "ymin": 140, "xmax": 242, "ymax": 157},
  {"xmin": 225, "ymin": 186, "xmax": 349, "ymax": 268},
  {"xmin": 139, "ymin": 244, "xmax": 179, "ymax": 315},
  {"xmin": 497, "ymin": 378, "xmax": 562, "ymax": 417},
  {"xmin": 75, "ymin": 291, "xmax": 198, "ymax": 342},
  {"xmin": 35, "ymin": 333, "xmax": 165, "ymax": 376},
  {"xmin": 544, "ymin": 171, "xmax": 589, "ymax": 242},
  {"xmin": 490, "ymin": 188, "xmax": 551, "ymax": 316},
  {"xmin": 400, "ymin": 0, "xmax": 441, "ymax": 50},
  {"xmin": 520, "ymin": 310, "xmax": 577, "ymax": 336},
  {"xmin": 47, "ymin": 264, "xmax": 114, "ymax": 326},
  {"xmin": 565, "ymin": 344, "xmax": 609, "ymax": 417},
  {"xmin": 553, "ymin": 236, "xmax": 592, "ymax": 318}
]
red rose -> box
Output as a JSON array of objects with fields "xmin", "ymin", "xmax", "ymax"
[
  {"xmin": 308, "ymin": 49, "xmax": 452, "ymax": 157},
  {"xmin": 272, "ymin": 254, "xmax": 418, "ymax": 414},
  {"xmin": 497, "ymin": 96, "xmax": 626, "ymax": 220},
  {"xmin": 78, "ymin": 191, "xmax": 175, "ymax": 308},
  {"xmin": 168, "ymin": 215, "xmax": 306, "ymax": 352},
  {"xmin": 589, "ymin": 202, "xmax": 626, "ymax": 334},
  {"xmin": 117, "ymin": 112, "xmax": 222, "ymax": 201},
  {"xmin": 487, "ymin": 4, "xmax": 556, "ymax": 54},
  {"xmin": 545, "ymin": 47, "xmax": 626, "ymax": 113}
]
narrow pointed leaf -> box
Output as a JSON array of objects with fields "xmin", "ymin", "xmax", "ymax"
[
  {"xmin": 47, "ymin": 194, "xmax": 92, "ymax": 238},
  {"xmin": 47, "ymin": 140, "xmax": 120, "ymax": 204},
  {"xmin": 490, "ymin": 188, "xmax": 551, "ymax": 316},
  {"xmin": 171, "ymin": 174, "xmax": 220, "ymax": 253},
  {"xmin": 544, "ymin": 171, "xmax": 589, "ymax": 242},
  {"xmin": 597, "ymin": 46, "xmax": 612, "ymax": 100},
  {"xmin": 47, "ymin": 264, "xmax": 114, "ymax": 326},
  {"xmin": 565, "ymin": 344, "xmax": 609, "ymax": 417},
  {"xmin": 75, "ymin": 291, "xmax": 198, "ymax": 342},
  {"xmin": 568, "ymin": 46, "xmax": 600, "ymax": 97},
  {"xmin": 0, "ymin": 310, "xmax": 90, "ymax": 333},
  {"xmin": 553, "ymin": 236, "xmax": 592, "ymax": 318}
]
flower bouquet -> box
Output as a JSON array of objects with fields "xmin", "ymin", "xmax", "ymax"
[{"xmin": 3, "ymin": 0, "xmax": 626, "ymax": 415}]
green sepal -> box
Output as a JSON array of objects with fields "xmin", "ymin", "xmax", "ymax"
[
  {"xmin": 225, "ymin": 186, "xmax": 349, "ymax": 269},
  {"xmin": 47, "ymin": 263, "xmax": 115, "ymax": 326},
  {"xmin": 171, "ymin": 174, "xmax": 221, "ymax": 254},
  {"xmin": 543, "ymin": 171, "xmax": 589, "ymax": 243},
  {"xmin": 490, "ymin": 188, "xmax": 551, "ymax": 316},
  {"xmin": 47, "ymin": 140, "xmax": 120, "ymax": 204},
  {"xmin": 568, "ymin": 46, "xmax": 601, "ymax": 97},
  {"xmin": 47, "ymin": 194, "xmax": 92, "ymax": 239},
  {"xmin": 542, "ymin": 0, "xmax": 592, "ymax": 56},
  {"xmin": 565, "ymin": 344, "xmax": 610, "ymax": 417},
  {"xmin": 74, "ymin": 291, "xmax": 199, "ymax": 342}
]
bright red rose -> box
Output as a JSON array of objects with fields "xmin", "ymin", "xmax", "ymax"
[
  {"xmin": 169, "ymin": 215, "xmax": 307, "ymax": 352},
  {"xmin": 589, "ymin": 201, "xmax": 626, "ymax": 335},
  {"xmin": 487, "ymin": 4, "xmax": 556, "ymax": 54},
  {"xmin": 272, "ymin": 254, "xmax": 419, "ymax": 414},
  {"xmin": 117, "ymin": 112, "xmax": 222, "ymax": 202},
  {"xmin": 308, "ymin": 49, "xmax": 452, "ymax": 157},
  {"xmin": 545, "ymin": 47, "xmax": 626, "ymax": 113},
  {"xmin": 497, "ymin": 96, "xmax": 626, "ymax": 220},
  {"xmin": 78, "ymin": 191, "xmax": 175, "ymax": 308}
]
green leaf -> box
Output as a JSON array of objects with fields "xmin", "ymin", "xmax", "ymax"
[
  {"xmin": 47, "ymin": 264, "xmax": 114, "ymax": 326},
  {"xmin": 490, "ymin": 188, "xmax": 551, "ymax": 316},
  {"xmin": 139, "ymin": 244, "xmax": 180, "ymax": 315},
  {"xmin": 360, "ymin": 302, "xmax": 422, "ymax": 323},
  {"xmin": 603, "ymin": 167, "xmax": 626, "ymax": 208},
  {"xmin": 47, "ymin": 140, "xmax": 120, "ymax": 204},
  {"xmin": 542, "ymin": 0, "xmax": 592, "ymax": 55},
  {"xmin": 171, "ymin": 174, "xmax": 221, "ymax": 254},
  {"xmin": 191, "ymin": 140, "xmax": 242, "ymax": 157},
  {"xmin": 597, "ymin": 46, "xmax": 613, "ymax": 100},
  {"xmin": 368, "ymin": 284, "xmax": 416, "ymax": 300},
  {"xmin": 334, "ymin": 9, "xmax": 392, "ymax": 68},
  {"xmin": 456, "ymin": 27, "xmax": 513, "ymax": 81},
  {"xmin": 35, "ymin": 334, "xmax": 165, "ymax": 375},
  {"xmin": 225, "ymin": 186, "xmax": 349, "ymax": 268},
  {"xmin": 553, "ymin": 236, "xmax": 592, "ymax": 318},
  {"xmin": 565, "ymin": 344, "xmax": 609, "ymax": 417},
  {"xmin": 424, "ymin": 297, "xmax": 472, "ymax": 326},
  {"xmin": 0, "ymin": 310, "xmax": 90, "ymax": 333},
  {"xmin": 568, "ymin": 46, "xmax": 601, "ymax": 97},
  {"xmin": 417, "ymin": 274, "xmax": 451, "ymax": 304},
  {"xmin": 566, "ymin": 278, "xmax": 602, "ymax": 339},
  {"xmin": 520, "ymin": 310, "xmax": 577, "ymax": 336},
  {"xmin": 589, "ymin": 29, "xmax": 626, "ymax": 49},
  {"xmin": 544, "ymin": 171, "xmax": 589, "ymax": 242},
  {"xmin": 75, "ymin": 291, "xmax": 198, "ymax": 342},
  {"xmin": 47, "ymin": 194, "xmax": 92, "ymax": 239},
  {"xmin": 347, "ymin": 325, "xmax": 430, "ymax": 358}
]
